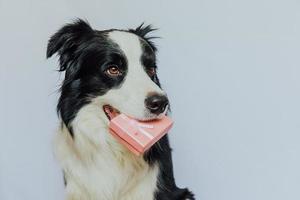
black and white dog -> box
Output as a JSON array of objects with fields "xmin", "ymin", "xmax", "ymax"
[{"xmin": 47, "ymin": 19, "xmax": 194, "ymax": 200}]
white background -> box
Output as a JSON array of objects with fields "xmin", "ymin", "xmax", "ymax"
[{"xmin": 1, "ymin": 0, "xmax": 300, "ymax": 199}]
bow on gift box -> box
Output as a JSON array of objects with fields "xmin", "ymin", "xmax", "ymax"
[{"xmin": 120, "ymin": 114, "xmax": 154, "ymax": 139}]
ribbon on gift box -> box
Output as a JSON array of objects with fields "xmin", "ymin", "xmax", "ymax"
[{"xmin": 120, "ymin": 114, "xmax": 154, "ymax": 139}]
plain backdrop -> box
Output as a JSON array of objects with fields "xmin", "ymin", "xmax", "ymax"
[{"xmin": 1, "ymin": 0, "xmax": 300, "ymax": 200}]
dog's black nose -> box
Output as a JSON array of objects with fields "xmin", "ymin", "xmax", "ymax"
[{"xmin": 145, "ymin": 94, "xmax": 169, "ymax": 114}]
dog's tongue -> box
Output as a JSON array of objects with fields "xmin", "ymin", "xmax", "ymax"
[{"xmin": 104, "ymin": 106, "xmax": 119, "ymax": 120}]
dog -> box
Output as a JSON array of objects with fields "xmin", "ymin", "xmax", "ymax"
[{"xmin": 47, "ymin": 19, "xmax": 194, "ymax": 200}]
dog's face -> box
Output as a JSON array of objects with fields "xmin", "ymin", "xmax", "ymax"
[{"xmin": 47, "ymin": 20, "xmax": 168, "ymax": 133}]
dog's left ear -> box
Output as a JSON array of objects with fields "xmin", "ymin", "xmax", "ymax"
[
  {"xmin": 129, "ymin": 23, "xmax": 158, "ymax": 52},
  {"xmin": 46, "ymin": 19, "xmax": 94, "ymax": 72}
]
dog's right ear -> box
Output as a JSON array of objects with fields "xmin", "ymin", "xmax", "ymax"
[{"xmin": 46, "ymin": 19, "xmax": 94, "ymax": 71}]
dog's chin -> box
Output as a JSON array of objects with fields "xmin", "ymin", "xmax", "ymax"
[{"xmin": 103, "ymin": 105, "xmax": 164, "ymax": 122}]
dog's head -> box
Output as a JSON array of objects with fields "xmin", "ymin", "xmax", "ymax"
[{"xmin": 47, "ymin": 20, "xmax": 168, "ymax": 134}]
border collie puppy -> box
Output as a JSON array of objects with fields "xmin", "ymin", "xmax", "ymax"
[{"xmin": 47, "ymin": 19, "xmax": 194, "ymax": 200}]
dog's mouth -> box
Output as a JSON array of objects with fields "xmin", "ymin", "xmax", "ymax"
[
  {"xmin": 103, "ymin": 104, "xmax": 164, "ymax": 122},
  {"xmin": 103, "ymin": 105, "xmax": 121, "ymax": 121}
]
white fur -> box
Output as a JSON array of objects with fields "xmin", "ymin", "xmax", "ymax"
[{"xmin": 54, "ymin": 31, "xmax": 165, "ymax": 200}]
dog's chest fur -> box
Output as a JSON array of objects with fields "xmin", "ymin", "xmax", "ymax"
[{"xmin": 53, "ymin": 104, "xmax": 159, "ymax": 200}]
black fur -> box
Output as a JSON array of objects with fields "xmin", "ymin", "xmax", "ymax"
[
  {"xmin": 129, "ymin": 23, "xmax": 158, "ymax": 51},
  {"xmin": 47, "ymin": 19, "xmax": 194, "ymax": 199},
  {"xmin": 47, "ymin": 19, "xmax": 128, "ymax": 136}
]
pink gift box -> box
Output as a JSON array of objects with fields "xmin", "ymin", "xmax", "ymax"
[{"xmin": 109, "ymin": 114, "xmax": 173, "ymax": 156}]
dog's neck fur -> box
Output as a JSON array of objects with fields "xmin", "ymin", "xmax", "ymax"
[{"xmin": 53, "ymin": 101, "xmax": 159, "ymax": 200}]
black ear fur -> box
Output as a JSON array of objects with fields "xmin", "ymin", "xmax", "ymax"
[
  {"xmin": 129, "ymin": 23, "xmax": 158, "ymax": 51},
  {"xmin": 46, "ymin": 19, "xmax": 94, "ymax": 72}
]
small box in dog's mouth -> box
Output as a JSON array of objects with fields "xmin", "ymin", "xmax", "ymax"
[{"xmin": 109, "ymin": 114, "xmax": 173, "ymax": 155}]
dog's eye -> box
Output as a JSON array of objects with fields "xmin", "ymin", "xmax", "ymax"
[
  {"xmin": 105, "ymin": 65, "xmax": 122, "ymax": 77},
  {"xmin": 147, "ymin": 67, "xmax": 156, "ymax": 77}
]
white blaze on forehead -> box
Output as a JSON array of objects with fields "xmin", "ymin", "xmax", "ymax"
[{"xmin": 108, "ymin": 31, "xmax": 143, "ymax": 65}]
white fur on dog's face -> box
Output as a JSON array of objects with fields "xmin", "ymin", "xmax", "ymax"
[{"xmin": 96, "ymin": 31, "xmax": 165, "ymax": 121}]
